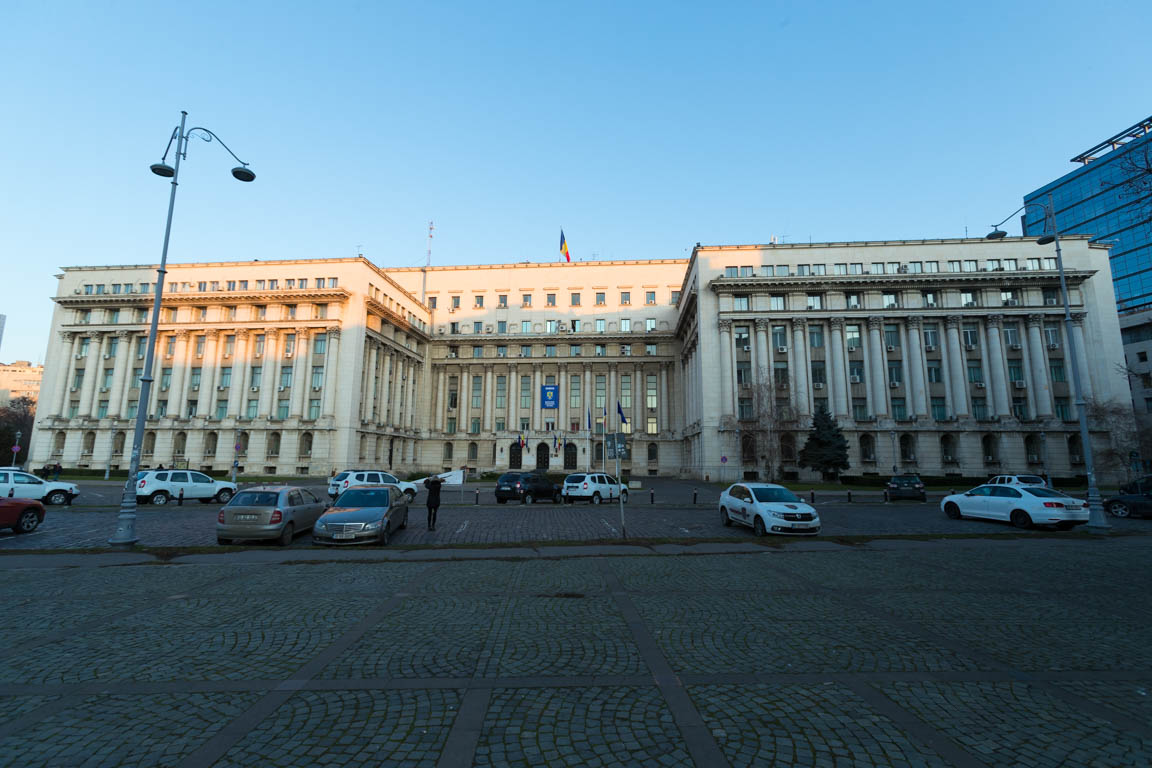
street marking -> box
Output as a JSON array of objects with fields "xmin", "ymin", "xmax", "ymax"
[
  {"xmin": 600, "ymin": 519, "xmax": 618, "ymax": 535},
  {"xmin": 455, "ymin": 520, "xmax": 469, "ymax": 534},
  {"xmin": 679, "ymin": 527, "xmax": 690, "ymax": 534}
]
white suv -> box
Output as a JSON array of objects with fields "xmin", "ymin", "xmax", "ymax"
[
  {"xmin": 0, "ymin": 468, "xmax": 79, "ymax": 505},
  {"xmin": 329, "ymin": 470, "xmax": 418, "ymax": 502},
  {"xmin": 988, "ymin": 474, "xmax": 1048, "ymax": 488},
  {"xmin": 562, "ymin": 473, "xmax": 628, "ymax": 504},
  {"xmin": 136, "ymin": 470, "xmax": 236, "ymax": 505}
]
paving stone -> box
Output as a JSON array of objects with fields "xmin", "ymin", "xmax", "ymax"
[{"xmin": 1052, "ymin": 680, "xmax": 1152, "ymax": 724}]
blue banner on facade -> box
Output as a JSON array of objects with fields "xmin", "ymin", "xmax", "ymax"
[{"xmin": 541, "ymin": 385, "xmax": 559, "ymax": 409}]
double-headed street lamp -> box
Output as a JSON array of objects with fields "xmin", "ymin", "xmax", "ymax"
[
  {"xmin": 986, "ymin": 193, "xmax": 1109, "ymax": 532},
  {"xmin": 108, "ymin": 111, "xmax": 255, "ymax": 549}
]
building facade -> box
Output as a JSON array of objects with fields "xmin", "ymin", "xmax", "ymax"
[
  {"xmin": 0, "ymin": 361, "xmax": 43, "ymax": 406},
  {"xmin": 28, "ymin": 237, "xmax": 1131, "ymax": 482}
]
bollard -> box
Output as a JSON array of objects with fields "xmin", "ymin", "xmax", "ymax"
[
  {"xmin": 474, "ymin": 489, "xmax": 479, "ymax": 506},
  {"xmin": 810, "ymin": 490, "xmax": 815, "ymax": 504},
  {"xmin": 650, "ymin": 488, "xmax": 654, "ymax": 505},
  {"xmin": 950, "ymin": 488, "xmax": 956, "ymax": 496},
  {"xmin": 883, "ymin": 490, "xmax": 889, "ymax": 503},
  {"xmin": 178, "ymin": 489, "xmax": 184, "ymax": 506},
  {"xmin": 847, "ymin": 489, "xmax": 852, "ymax": 503},
  {"xmin": 693, "ymin": 487, "xmax": 698, "ymax": 505}
]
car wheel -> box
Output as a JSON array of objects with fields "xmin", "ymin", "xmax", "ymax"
[
  {"xmin": 215, "ymin": 488, "xmax": 234, "ymax": 503},
  {"xmin": 524, "ymin": 493, "xmax": 534, "ymax": 504},
  {"xmin": 399, "ymin": 511, "xmax": 407, "ymax": 530},
  {"xmin": 46, "ymin": 490, "xmax": 69, "ymax": 506},
  {"xmin": 621, "ymin": 491, "xmax": 628, "ymax": 504},
  {"xmin": 497, "ymin": 498, "xmax": 506, "ymax": 504},
  {"xmin": 944, "ymin": 502, "xmax": 962, "ymax": 520},
  {"xmin": 404, "ymin": 490, "xmax": 416, "ymax": 503},
  {"xmin": 721, "ymin": 506, "xmax": 732, "ymax": 527},
  {"xmin": 379, "ymin": 525, "xmax": 390, "ymax": 546},
  {"xmin": 1010, "ymin": 509, "xmax": 1032, "ymax": 530},
  {"xmin": 14, "ymin": 509, "xmax": 40, "ymax": 534},
  {"xmin": 592, "ymin": 492, "xmax": 601, "ymax": 505},
  {"xmin": 753, "ymin": 516, "xmax": 767, "ymax": 537},
  {"xmin": 277, "ymin": 523, "xmax": 295, "ymax": 547},
  {"xmin": 552, "ymin": 494, "xmax": 560, "ymax": 503},
  {"xmin": 1109, "ymin": 502, "xmax": 1131, "ymax": 518},
  {"xmin": 563, "ymin": 495, "xmax": 571, "ymax": 504},
  {"xmin": 150, "ymin": 491, "xmax": 170, "ymax": 506},
  {"xmin": 216, "ymin": 537, "xmax": 231, "ymax": 546},
  {"xmin": 920, "ymin": 494, "xmax": 928, "ymax": 503}
]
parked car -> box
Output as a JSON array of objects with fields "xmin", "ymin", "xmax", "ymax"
[
  {"xmin": 216, "ymin": 486, "xmax": 329, "ymax": 546},
  {"xmin": 494, "ymin": 471, "xmax": 560, "ymax": 504},
  {"xmin": 0, "ymin": 497, "xmax": 45, "ymax": 534},
  {"xmin": 562, "ymin": 473, "xmax": 628, "ymax": 504},
  {"xmin": 887, "ymin": 474, "xmax": 927, "ymax": 501},
  {"xmin": 941, "ymin": 485, "xmax": 1088, "ymax": 529},
  {"xmin": 1103, "ymin": 491, "xmax": 1152, "ymax": 518},
  {"xmin": 312, "ymin": 485, "xmax": 409, "ymax": 546},
  {"xmin": 328, "ymin": 469, "xmax": 418, "ymax": 502},
  {"xmin": 986, "ymin": 474, "xmax": 1049, "ymax": 488},
  {"xmin": 0, "ymin": 468, "xmax": 78, "ymax": 506},
  {"xmin": 1119, "ymin": 475, "xmax": 1152, "ymax": 495},
  {"xmin": 136, "ymin": 470, "xmax": 236, "ymax": 505},
  {"xmin": 719, "ymin": 483, "xmax": 820, "ymax": 536}
]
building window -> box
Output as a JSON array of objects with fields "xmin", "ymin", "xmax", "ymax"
[
  {"xmin": 1044, "ymin": 324, "xmax": 1060, "ymax": 347},
  {"xmin": 883, "ymin": 293, "xmax": 899, "ymax": 308},
  {"xmin": 811, "ymin": 360, "xmax": 826, "ymax": 386},
  {"xmin": 446, "ymin": 418, "xmax": 457, "ymax": 434},
  {"xmin": 520, "ymin": 376, "xmax": 531, "ymax": 409},
  {"xmin": 215, "ymin": 401, "xmax": 227, "ymax": 419},
  {"xmin": 646, "ymin": 373, "xmax": 657, "ymax": 409},
  {"xmin": 670, "ymin": 290, "xmax": 681, "ymax": 304},
  {"xmin": 806, "ymin": 294, "xmax": 823, "ymax": 310},
  {"xmin": 645, "ymin": 291, "xmax": 656, "ymax": 305},
  {"xmin": 809, "ymin": 326, "xmax": 824, "ymax": 349},
  {"xmin": 972, "ymin": 397, "xmax": 988, "ymax": 420},
  {"xmin": 645, "ymin": 318, "xmax": 656, "ymax": 332},
  {"xmin": 931, "ymin": 397, "xmax": 947, "ymax": 420},
  {"xmin": 595, "ymin": 292, "xmax": 606, "ymax": 305},
  {"xmin": 545, "ymin": 344, "xmax": 557, "ymax": 357},
  {"xmin": 772, "ymin": 325, "xmax": 788, "ymax": 349},
  {"xmin": 246, "ymin": 399, "xmax": 258, "ymax": 418},
  {"xmin": 645, "ymin": 343, "xmax": 657, "ymax": 355},
  {"xmin": 474, "ymin": 295, "xmax": 484, "ymax": 308},
  {"xmin": 545, "ymin": 293, "xmax": 556, "ymax": 307},
  {"xmin": 472, "ymin": 376, "xmax": 482, "ymax": 409},
  {"xmin": 892, "ymin": 397, "xmax": 907, "ymax": 420},
  {"xmin": 520, "ymin": 345, "xmax": 532, "ymax": 358},
  {"xmin": 311, "ymin": 366, "xmax": 324, "ymax": 388},
  {"xmin": 845, "ymin": 324, "xmax": 861, "ymax": 350},
  {"xmin": 250, "ymin": 366, "xmax": 262, "ymax": 388},
  {"xmin": 473, "ymin": 345, "xmax": 483, "ymax": 359},
  {"xmin": 923, "ymin": 324, "xmax": 940, "ymax": 348},
  {"xmin": 450, "ymin": 322, "xmax": 460, "ymax": 335},
  {"xmin": 570, "ymin": 292, "xmax": 581, "ymax": 306},
  {"xmin": 888, "ymin": 362, "xmax": 903, "ymax": 385},
  {"xmin": 595, "ymin": 375, "xmax": 607, "ymax": 410},
  {"xmin": 1012, "ymin": 398, "xmax": 1030, "ymax": 420},
  {"xmin": 962, "ymin": 323, "xmax": 980, "ymax": 347},
  {"xmin": 852, "ymin": 398, "xmax": 868, "ymax": 421},
  {"xmin": 646, "ymin": 417, "xmax": 657, "ymax": 435},
  {"xmin": 922, "ymin": 291, "xmax": 938, "ymax": 308},
  {"xmin": 495, "ymin": 375, "xmax": 507, "ymax": 410},
  {"xmin": 595, "ymin": 344, "xmax": 606, "ymax": 357},
  {"xmin": 220, "ymin": 367, "xmax": 232, "ymax": 388},
  {"xmin": 621, "ymin": 291, "xmax": 631, "ymax": 305},
  {"xmin": 769, "ymin": 294, "xmax": 785, "ymax": 311},
  {"xmin": 927, "ymin": 360, "xmax": 942, "ymax": 383},
  {"xmin": 1056, "ymin": 397, "xmax": 1072, "ymax": 420},
  {"xmin": 1050, "ymin": 360, "xmax": 1066, "ymax": 383},
  {"xmin": 725, "ymin": 266, "xmax": 738, "ymax": 277},
  {"xmin": 734, "ymin": 294, "xmax": 750, "ymax": 311},
  {"xmin": 967, "ymin": 362, "xmax": 984, "ymax": 383},
  {"xmin": 884, "ymin": 324, "xmax": 900, "ymax": 348}
]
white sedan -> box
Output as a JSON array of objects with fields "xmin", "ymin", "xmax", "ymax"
[
  {"xmin": 719, "ymin": 483, "xmax": 820, "ymax": 536},
  {"xmin": 940, "ymin": 484, "xmax": 1089, "ymax": 529}
]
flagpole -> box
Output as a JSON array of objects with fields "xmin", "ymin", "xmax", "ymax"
[{"xmin": 615, "ymin": 401, "xmax": 627, "ymax": 540}]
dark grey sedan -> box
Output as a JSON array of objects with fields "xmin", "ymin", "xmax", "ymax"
[{"xmin": 312, "ymin": 485, "xmax": 409, "ymax": 546}]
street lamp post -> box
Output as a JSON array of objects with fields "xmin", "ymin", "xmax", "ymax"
[
  {"xmin": 889, "ymin": 430, "xmax": 898, "ymax": 474},
  {"xmin": 232, "ymin": 430, "xmax": 246, "ymax": 485},
  {"xmin": 986, "ymin": 194, "xmax": 1110, "ymax": 532},
  {"xmin": 108, "ymin": 111, "xmax": 255, "ymax": 549}
]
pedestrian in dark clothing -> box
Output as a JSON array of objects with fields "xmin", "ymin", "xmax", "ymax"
[
  {"xmin": 52, "ymin": 463, "xmax": 61, "ymax": 481},
  {"xmin": 424, "ymin": 475, "xmax": 444, "ymax": 531},
  {"xmin": 157, "ymin": 463, "xmax": 165, "ymax": 471}
]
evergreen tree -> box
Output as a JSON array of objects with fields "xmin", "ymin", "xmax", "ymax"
[{"xmin": 797, "ymin": 407, "xmax": 850, "ymax": 479}]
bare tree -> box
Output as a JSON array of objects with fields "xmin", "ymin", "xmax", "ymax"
[
  {"xmin": 1101, "ymin": 141, "xmax": 1152, "ymax": 227},
  {"xmin": 724, "ymin": 376, "xmax": 802, "ymax": 482},
  {"xmin": 0, "ymin": 396, "xmax": 36, "ymax": 464},
  {"xmin": 1085, "ymin": 398, "xmax": 1139, "ymax": 482}
]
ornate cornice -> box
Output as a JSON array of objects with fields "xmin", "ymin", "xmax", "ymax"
[
  {"xmin": 1026, "ymin": 313, "xmax": 1045, "ymax": 327},
  {"xmin": 904, "ymin": 315, "xmax": 922, "ymax": 329},
  {"xmin": 717, "ymin": 319, "xmax": 733, "ymax": 333},
  {"xmin": 985, "ymin": 314, "xmax": 1003, "ymax": 328},
  {"xmin": 1070, "ymin": 312, "xmax": 1087, "ymax": 326},
  {"xmin": 829, "ymin": 317, "xmax": 845, "ymax": 330},
  {"xmin": 792, "ymin": 316, "xmax": 810, "ymax": 328},
  {"xmin": 867, "ymin": 316, "xmax": 884, "ymax": 330},
  {"xmin": 945, "ymin": 315, "xmax": 962, "ymax": 329}
]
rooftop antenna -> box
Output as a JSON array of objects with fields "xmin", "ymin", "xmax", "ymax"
[
  {"xmin": 356, "ymin": 243, "xmax": 362, "ymax": 258},
  {"xmin": 421, "ymin": 221, "xmax": 433, "ymax": 304}
]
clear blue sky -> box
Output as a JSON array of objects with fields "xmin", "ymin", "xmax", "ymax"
[{"xmin": 1, "ymin": 0, "xmax": 1149, "ymax": 362}]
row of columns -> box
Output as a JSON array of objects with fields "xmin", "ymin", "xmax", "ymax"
[
  {"xmin": 52, "ymin": 326, "xmax": 342, "ymax": 422},
  {"xmin": 359, "ymin": 337, "xmax": 420, "ymax": 430},
  {"xmin": 714, "ymin": 313, "xmax": 1092, "ymax": 422}
]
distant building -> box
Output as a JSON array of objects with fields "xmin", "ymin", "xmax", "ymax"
[
  {"xmin": 0, "ymin": 314, "xmax": 6, "ymax": 355},
  {"xmin": 0, "ymin": 361, "xmax": 43, "ymax": 406}
]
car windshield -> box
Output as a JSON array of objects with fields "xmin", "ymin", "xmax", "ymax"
[
  {"xmin": 752, "ymin": 487, "xmax": 801, "ymax": 503},
  {"xmin": 229, "ymin": 491, "xmax": 279, "ymax": 507},
  {"xmin": 1022, "ymin": 487, "xmax": 1070, "ymax": 498},
  {"xmin": 333, "ymin": 472, "xmax": 350, "ymax": 481},
  {"xmin": 566, "ymin": 475, "xmax": 586, "ymax": 483},
  {"xmin": 892, "ymin": 477, "xmax": 919, "ymax": 485},
  {"xmin": 335, "ymin": 489, "xmax": 391, "ymax": 507},
  {"xmin": 498, "ymin": 474, "xmax": 521, "ymax": 483}
]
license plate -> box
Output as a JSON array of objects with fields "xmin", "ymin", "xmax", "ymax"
[
  {"xmin": 500, "ymin": 486, "xmax": 511, "ymax": 490},
  {"xmin": 332, "ymin": 532, "xmax": 355, "ymax": 540},
  {"xmin": 792, "ymin": 523, "xmax": 812, "ymax": 529},
  {"xmin": 236, "ymin": 514, "xmax": 258, "ymax": 521}
]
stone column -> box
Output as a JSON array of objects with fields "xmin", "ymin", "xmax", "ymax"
[
  {"xmin": 364, "ymin": 345, "xmax": 379, "ymax": 422},
  {"xmin": 167, "ymin": 331, "xmax": 190, "ymax": 417},
  {"xmin": 407, "ymin": 360, "xmax": 419, "ymax": 429},
  {"xmin": 77, "ymin": 334, "xmax": 101, "ymax": 418},
  {"xmin": 107, "ymin": 330, "xmax": 133, "ymax": 418},
  {"xmin": 259, "ymin": 329, "xmax": 281, "ymax": 418},
  {"xmin": 633, "ymin": 364, "xmax": 643, "ymax": 432},
  {"xmin": 905, "ymin": 316, "xmax": 928, "ymax": 417},
  {"xmin": 228, "ymin": 330, "xmax": 250, "ymax": 418},
  {"xmin": 484, "ymin": 365, "xmax": 494, "ymax": 431},
  {"xmin": 322, "ymin": 327, "xmax": 341, "ymax": 418},
  {"xmin": 867, "ymin": 317, "xmax": 887, "ymax": 416},
  {"xmin": 199, "ymin": 330, "xmax": 220, "ymax": 417},
  {"xmin": 659, "ymin": 364, "xmax": 669, "ymax": 433},
  {"xmin": 984, "ymin": 315, "xmax": 1010, "ymax": 417},
  {"xmin": 792, "ymin": 318, "xmax": 811, "ymax": 416},
  {"xmin": 1070, "ymin": 313, "xmax": 1093, "ymax": 400},
  {"xmin": 557, "ymin": 363, "xmax": 567, "ymax": 432},
  {"xmin": 828, "ymin": 318, "xmax": 849, "ymax": 417},
  {"xmin": 393, "ymin": 356, "xmax": 408, "ymax": 428},
  {"xmin": 86, "ymin": 333, "xmax": 111, "ymax": 418},
  {"xmin": 435, "ymin": 366, "xmax": 447, "ymax": 431},
  {"xmin": 53, "ymin": 332, "xmax": 80, "ymax": 416},
  {"xmin": 718, "ymin": 319, "xmax": 734, "ymax": 417},
  {"xmin": 291, "ymin": 328, "xmax": 311, "ymax": 418},
  {"xmin": 754, "ymin": 319, "xmax": 771, "ymax": 383},
  {"xmin": 508, "ymin": 363, "xmax": 519, "ymax": 430},
  {"xmin": 1026, "ymin": 314, "xmax": 1053, "ymax": 416},
  {"xmin": 944, "ymin": 316, "xmax": 968, "ymax": 416},
  {"xmin": 581, "ymin": 363, "xmax": 591, "ymax": 434},
  {"xmin": 532, "ymin": 365, "xmax": 542, "ymax": 431}
]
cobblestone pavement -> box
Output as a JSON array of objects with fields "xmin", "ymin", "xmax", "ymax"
[
  {"xmin": 0, "ymin": 537, "xmax": 1150, "ymax": 766},
  {"xmin": 3, "ymin": 496, "xmax": 1151, "ymax": 550}
]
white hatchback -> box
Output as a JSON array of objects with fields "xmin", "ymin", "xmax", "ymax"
[
  {"xmin": 136, "ymin": 470, "xmax": 236, "ymax": 505},
  {"xmin": 941, "ymin": 484, "xmax": 1088, "ymax": 529},
  {"xmin": 562, "ymin": 473, "xmax": 628, "ymax": 504},
  {"xmin": 719, "ymin": 483, "xmax": 820, "ymax": 536},
  {"xmin": 0, "ymin": 468, "xmax": 79, "ymax": 506},
  {"xmin": 328, "ymin": 470, "xmax": 418, "ymax": 502}
]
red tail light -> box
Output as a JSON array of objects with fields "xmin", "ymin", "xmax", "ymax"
[
  {"xmin": 270, "ymin": 508, "xmax": 283, "ymax": 523},
  {"xmin": 582, "ymin": 482, "xmax": 588, "ymax": 489},
  {"xmin": 217, "ymin": 509, "xmax": 225, "ymax": 523},
  {"xmin": 515, "ymin": 482, "xmax": 521, "ymax": 488},
  {"xmin": 1043, "ymin": 502, "xmax": 1065, "ymax": 508},
  {"xmin": 138, "ymin": 479, "xmax": 146, "ymax": 488},
  {"xmin": 342, "ymin": 480, "xmax": 349, "ymax": 489}
]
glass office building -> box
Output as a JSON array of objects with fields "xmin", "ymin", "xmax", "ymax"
[{"xmin": 1023, "ymin": 116, "xmax": 1152, "ymax": 311}]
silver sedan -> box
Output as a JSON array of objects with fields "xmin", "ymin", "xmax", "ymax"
[
  {"xmin": 216, "ymin": 486, "xmax": 329, "ymax": 546},
  {"xmin": 312, "ymin": 485, "xmax": 409, "ymax": 546}
]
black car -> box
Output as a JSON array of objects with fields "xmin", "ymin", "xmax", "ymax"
[
  {"xmin": 1119, "ymin": 475, "xmax": 1152, "ymax": 495},
  {"xmin": 887, "ymin": 474, "xmax": 927, "ymax": 501},
  {"xmin": 1103, "ymin": 491, "xmax": 1152, "ymax": 518},
  {"xmin": 494, "ymin": 471, "xmax": 560, "ymax": 504}
]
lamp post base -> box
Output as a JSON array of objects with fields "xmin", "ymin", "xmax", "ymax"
[{"xmin": 108, "ymin": 513, "xmax": 139, "ymax": 549}]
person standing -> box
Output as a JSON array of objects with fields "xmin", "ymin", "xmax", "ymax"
[{"xmin": 424, "ymin": 474, "xmax": 444, "ymax": 531}]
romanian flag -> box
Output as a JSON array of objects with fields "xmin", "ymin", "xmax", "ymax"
[{"xmin": 560, "ymin": 230, "xmax": 571, "ymax": 262}]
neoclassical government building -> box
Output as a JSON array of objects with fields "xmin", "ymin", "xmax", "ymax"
[{"xmin": 29, "ymin": 236, "xmax": 1130, "ymax": 481}]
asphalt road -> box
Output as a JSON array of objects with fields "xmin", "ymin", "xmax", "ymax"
[{"xmin": 3, "ymin": 493, "xmax": 1149, "ymax": 550}]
